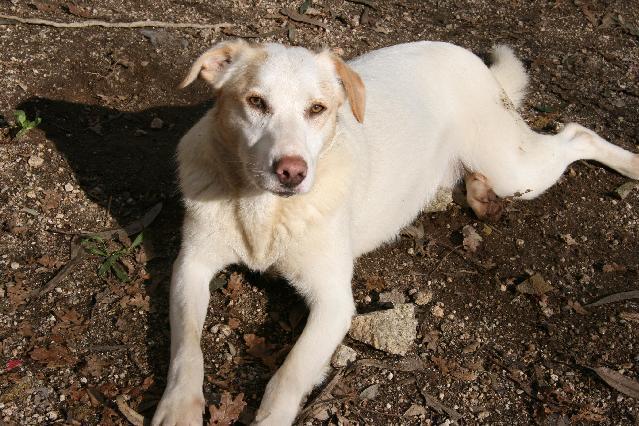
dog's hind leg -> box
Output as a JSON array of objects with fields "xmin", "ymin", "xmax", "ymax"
[{"xmin": 467, "ymin": 123, "xmax": 639, "ymax": 201}]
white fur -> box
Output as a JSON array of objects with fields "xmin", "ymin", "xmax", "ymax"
[{"xmin": 152, "ymin": 41, "xmax": 639, "ymax": 426}]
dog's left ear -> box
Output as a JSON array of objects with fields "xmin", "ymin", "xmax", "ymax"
[
  {"xmin": 329, "ymin": 54, "xmax": 366, "ymax": 124},
  {"xmin": 179, "ymin": 39, "xmax": 248, "ymax": 89}
]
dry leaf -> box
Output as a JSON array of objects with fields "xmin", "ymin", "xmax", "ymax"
[
  {"xmin": 66, "ymin": 4, "xmax": 93, "ymax": 18},
  {"xmin": 208, "ymin": 392, "xmax": 247, "ymax": 426},
  {"xmin": 567, "ymin": 300, "xmax": 588, "ymax": 315},
  {"xmin": 592, "ymin": 367, "xmax": 639, "ymax": 399},
  {"xmin": 462, "ymin": 225, "xmax": 483, "ymax": 253},
  {"xmin": 571, "ymin": 406, "xmax": 607, "ymax": 423},
  {"xmin": 364, "ymin": 275, "xmax": 386, "ymax": 292},
  {"xmin": 41, "ymin": 190, "xmax": 61, "ymax": 212},
  {"xmin": 223, "ymin": 273, "xmax": 244, "ymax": 300},
  {"xmin": 516, "ymin": 273, "xmax": 554, "ymax": 296},
  {"xmin": 30, "ymin": 1, "xmax": 59, "ymax": 13},
  {"xmin": 619, "ymin": 312, "xmax": 639, "ymax": 323},
  {"xmin": 243, "ymin": 334, "xmax": 278, "ymax": 370},
  {"xmin": 30, "ymin": 344, "xmax": 77, "ymax": 367},
  {"xmin": 602, "ymin": 263, "xmax": 627, "ymax": 273},
  {"xmin": 431, "ymin": 355, "xmax": 451, "ymax": 374},
  {"xmin": 37, "ymin": 255, "xmax": 64, "ymax": 269},
  {"xmin": 7, "ymin": 282, "xmax": 30, "ymax": 307}
]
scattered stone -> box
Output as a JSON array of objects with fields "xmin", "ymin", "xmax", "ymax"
[
  {"xmin": 561, "ymin": 233, "xmax": 578, "ymax": 246},
  {"xmin": 150, "ymin": 117, "xmax": 164, "ymax": 129},
  {"xmin": 425, "ymin": 188, "xmax": 453, "ymax": 213},
  {"xmin": 331, "ymin": 344, "xmax": 357, "ymax": 368},
  {"xmin": 431, "ymin": 304, "xmax": 445, "ymax": 318},
  {"xmin": 10, "ymin": 262, "xmax": 20, "ymax": 270},
  {"xmin": 413, "ymin": 290, "xmax": 433, "ymax": 306},
  {"xmin": 615, "ymin": 181, "xmax": 639, "ymax": 200},
  {"xmin": 28, "ymin": 155, "xmax": 44, "ymax": 168},
  {"xmin": 359, "ymin": 383, "xmax": 380, "ymax": 400},
  {"xmin": 516, "ymin": 273, "xmax": 554, "ymax": 296},
  {"xmin": 462, "ymin": 225, "xmax": 483, "ymax": 253},
  {"xmin": 379, "ymin": 289, "xmax": 406, "ymax": 306},
  {"xmin": 404, "ymin": 404, "xmax": 427, "ymax": 416},
  {"xmin": 348, "ymin": 304, "xmax": 417, "ymax": 356},
  {"xmin": 462, "ymin": 341, "xmax": 480, "ymax": 354},
  {"xmin": 64, "ymin": 183, "xmax": 74, "ymax": 192}
]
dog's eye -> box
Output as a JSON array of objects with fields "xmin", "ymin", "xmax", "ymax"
[
  {"xmin": 309, "ymin": 103, "xmax": 326, "ymax": 115},
  {"xmin": 248, "ymin": 96, "xmax": 267, "ymax": 112}
]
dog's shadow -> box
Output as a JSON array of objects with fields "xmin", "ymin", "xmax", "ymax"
[{"xmin": 17, "ymin": 97, "xmax": 302, "ymax": 420}]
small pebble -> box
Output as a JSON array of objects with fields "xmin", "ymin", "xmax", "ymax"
[
  {"xmin": 28, "ymin": 155, "xmax": 44, "ymax": 168},
  {"xmin": 10, "ymin": 262, "xmax": 20, "ymax": 270},
  {"xmin": 150, "ymin": 117, "xmax": 164, "ymax": 129},
  {"xmin": 64, "ymin": 183, "xmax": 74, "ymax": 192}
]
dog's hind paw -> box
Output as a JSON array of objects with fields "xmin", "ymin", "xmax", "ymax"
[{"xmin": 465, "ymin": 172, "xmax": 504, "ymax": 222}]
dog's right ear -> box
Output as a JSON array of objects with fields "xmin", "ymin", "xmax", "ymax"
[{"xmin": 179, "ymin": 39, "xmax": 248, "ymax": 89}]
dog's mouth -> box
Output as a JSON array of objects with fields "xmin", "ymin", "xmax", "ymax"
[{"xmin": 271, "ymin": 188, "xmax": 299, "ymax": 197}]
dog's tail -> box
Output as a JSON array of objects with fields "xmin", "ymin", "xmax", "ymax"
[{"xmin": 489, "ymin": 45, "xmax": 529, "ymax": 109}]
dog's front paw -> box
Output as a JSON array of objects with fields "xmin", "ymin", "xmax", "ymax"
[
  {"xmin": 152, "ymin": 387, "xmax": 204, "ymax": 426},
  {"xmin": 252, "ymin": 373, "xmax": 300, "ymax": 426}
]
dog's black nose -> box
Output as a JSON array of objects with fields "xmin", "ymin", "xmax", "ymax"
[{"xmin": 273, "ymin": 156, "xmax": 307, "ymax": 188}]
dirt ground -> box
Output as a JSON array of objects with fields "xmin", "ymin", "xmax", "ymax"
[{"xmin": 1, "ymin": 0, "xmax": 638, "ymax": 425}]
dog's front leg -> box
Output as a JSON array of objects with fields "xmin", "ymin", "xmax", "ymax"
[
  {"xmin": 254, "ymin": 239, "xmax": 355, "ymax": 426},
  {"xmin": 152, "ymin": 251, "xmax": 223, "ymax": 426}
]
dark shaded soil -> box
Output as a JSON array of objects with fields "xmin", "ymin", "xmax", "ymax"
[{"xmin": 1, "ymin": 1, "xmax": 638, "ymax": 425}]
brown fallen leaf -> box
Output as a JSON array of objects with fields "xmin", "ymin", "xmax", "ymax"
[
  {"xmin": 41, "ymin": 190, "xmax": 61, "ymax": 212},
  {"xmin": 208, "ymin": 392, "xmax": 247, "ymax": 426},
  {"xmin": 30, "ymin": 344, "xmax": 77, "ymax": 368},
  {"xmin": 243, "ymin": 334, "xmax": 278, "ymax": 370},
  {"xmin": 223, "ymin": 272, "xmax": 244, "ymax": 300},
  {"xmin": 516, "ymin": 273, "xmax": 554, "ymax": 296},
  {"xmin": 364, "ymin": 275, "xmax": 385, "ymax": 292},
  {"xmin": 30, "ymin": 1, "xmax": 59, "ymax": 13},
  {"xmin": 619, "ymin": 312, "xmax": 639, "ymax": 323},
  {"xmin": 567, "ymin": 300, "xmax": 589, "ymax": 315},
  {"xmin": 591, "ymin": 366, "xmax": 639, "ymax": 399},
  {"xmin": 431, "ymin": 355, "xmax": 451, "ymax": 375},
  {"xmin": 462, "ymin": 225, "xmax": 483, "ymax": 253},
  {"xmin": 66, "ymin": 4, "xmax": 93, "ymax": 18},
  {"xmin": 37, "ymin": 255, "xmax": 64, "ymax": 269},
  {"xmin": 7, "ymin": 281, "xmax": 30, "ymax": 307},
  {"xmin": 571, "ymin": 405, "xmax": 607, "ymax": 423},
  {"xmin": 602, "ymin": 262, "xmax": 627, "ymax": 273}
]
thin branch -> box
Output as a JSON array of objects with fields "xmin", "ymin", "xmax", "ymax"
[
  {"xmin": 0, "ymin": 13, "xmax": 232, "ymax": 30},
  {"xmin": 345, "ymin": 0, "xmax": 378, "ymax": 9}
]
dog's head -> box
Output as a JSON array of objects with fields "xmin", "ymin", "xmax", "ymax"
[{"xmin": 181, "ymin": 40, "xmax": 365, "ymax": 196}]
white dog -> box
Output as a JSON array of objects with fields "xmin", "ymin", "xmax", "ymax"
[{"xmin": 152, "ymin": 39, "xmax": 639, "ymax": 425}]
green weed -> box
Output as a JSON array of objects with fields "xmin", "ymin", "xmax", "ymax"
[
  {"xmin": 13, "ymin": 110, "xmax": 42, "ymax": 139},
  {"xmin": 82, "ymin": 232, "xmax": 144, "ymax": 282}
]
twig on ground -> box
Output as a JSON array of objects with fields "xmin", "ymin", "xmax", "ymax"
[
  {"xmin": 418, "ymin": 386, "xmax": 462, "ymax": 421},
  {"xmin": 345, "ymin": 0, "xmax": 378, "ymax": 9},
  {"xmin": 433, "ymin": 239, "xmax": 492, "ymax": 271},
  {"xmin": 0, "ymin": 13, "xmax": 232, "ymax": 30},
  {"xmin": 31, "ymin": 236, "xmax": 85, "ymax": 301},
  {"xmin": 585, "ymin": 290, "xmax": 639, "ymax": 308},
  {"xmin": 116, "ymin": 395, "xmax": 148, "ymax": 426},
  {"xmin": 280, "ymin": 8, "xmax": 328, "ymax": 30},
  {"xmin": 35, "ymin": 203, "xmax": 163, "ymax": 302},
  {"xmin": 297, "ymin": 368, "xmax": 348, "ymax": 422}
]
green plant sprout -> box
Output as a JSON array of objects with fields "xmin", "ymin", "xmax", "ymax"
[
  {"xmin": 14, "ymin": 110, "xmax": 42, "ymax": 139},
  {"xmin": 82, "ymin": 232, "xmax": 144, "ymax": 282}
]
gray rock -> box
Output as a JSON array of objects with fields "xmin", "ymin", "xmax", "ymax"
[
  {"xmin": 413, "ymin": 290, "xmax": 433, "ymax": 306},
  {"xmin": 359, "ymin": 383, "xmax": 380, "ymax": 400},
  {"xmin": 615, "ymin": 181, "xmax": 639, "ymax": 200},
  {"xmin": 348, "ymin": 304, "xmax": 417, "ymax": 355},
  {"xmin": 424, "ymin": 188, "xmax": 453, "ymax": 212},
  {"xmin": 379, "ymin": 289, "xmax": 406, "ymax": 306},
  {"xmin": 331, "ymin": 344, "xmax": 357, "ymax": 368}
]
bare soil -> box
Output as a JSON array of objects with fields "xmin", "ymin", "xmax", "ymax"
[{"xmin": 1, "ymin": 1, "xmax": 638, "ymax": 425}]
